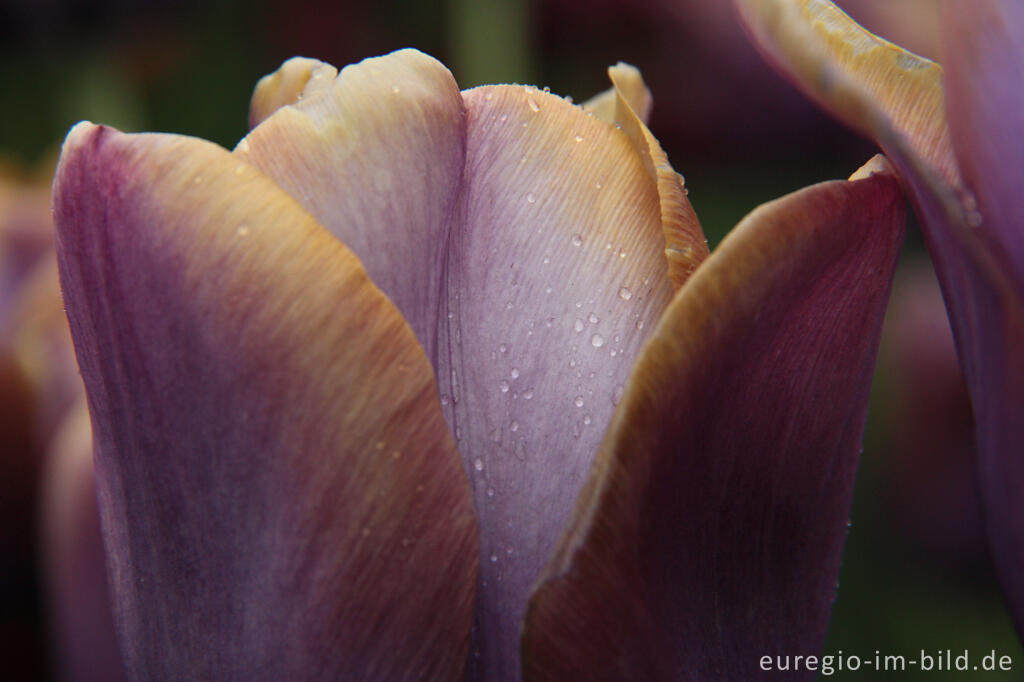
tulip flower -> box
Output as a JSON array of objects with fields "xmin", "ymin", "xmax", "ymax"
[
  {"xmin": 53, "ymin": 48, "xmax": 905, "ymax": 679},
  {"xmin": 735, "ymin": 0, "xmax": 1024, "ymax": 641}
]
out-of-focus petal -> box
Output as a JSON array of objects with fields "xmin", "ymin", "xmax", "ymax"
[
  {"xmin": 941, "ymin": 0, "xmax": 1024, "ymax": 631},
  {"xmin": 733, "ymin": 0, "xmax": 958, "ymax": 187},
  {"xmin": 523, "ymin": 156, "xmax": 905, "ymax": 681},
  {"xmin": 942, "ymin": 0, "xmax": 1024, "ymax": 293},
  {"xmin": 247, "ymin": 57, "xmax": 338, "ymax": 129},
  {"xmin": 53, "ymin": 123, "xmax": 478, "ymax": 680},
  {"xmin": 238, "ymin": 50, "xmax": 708, "ymax": 681},
  {"xmin": 42, "ymin": 400, "xmax": 125, "ymax": 682},
  {"xmin": 736, "ymin": 0, "xmax": 1024, "ymax": 635}
]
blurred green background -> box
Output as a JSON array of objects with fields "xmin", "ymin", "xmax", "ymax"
[{"xmin": 1, "ymin": 0, "xmax": 1018, "ymax": 679}]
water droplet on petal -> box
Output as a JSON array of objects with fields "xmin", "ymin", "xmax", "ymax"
[
  {"xmin": 474, "ymin": 457, "xmax": 485, "ymax": 471},
  {"xmin": 510, "ymin": 420, "xmax": 519, "ymax": 432},
  {"xmin": 487, "ymin": 486, "xmax": 495, "ymax": 498},
  {"xmin": 575, "ymin": 135, "xmax": 583, "ymax": 143},
  {"xmin": 618, "ymin": 287, "xmax": 633, "ymax": 300},
  {"xmin": 528, "ymin": 98, "xmax": 540, "ymax": 113},
  {"xmin": 499, "ymin": 343, "xmax": 508, "ymax": 354},
  {"xmin": 500, "ymin": 380, "xmax": 510, "ymax": 393},
  {"xmin": 526, "ymin": 192, "xmax": 536, "ymax": 204},
  {"xmin": 591, "ymin": 333, "xmax": 605, "ymax": 348},
  {"xmin": 588, "ymin": 312, "xmax": 599, "ymax": 324},
  {"xmin": 510, "ymin": 368, "xmax": 520, "ymax": 379},
  {"xmin": 571, "ymin": 233, "xmax": 583, "ymax": 247},
  {"xmin": 574, "ymin": 395, "xmax": 584, "ymax": 408},
  {"xmin": 583, "ymin": 414, "xmax": 592, "ymax": 425},
  {"xmin": 612, "ymin": 384, "xmax": 625, "ymax": 405},
  {"xmin": 392, "ymin": 85, "xmax": 401, "ymax": 94},
  {"xmin": 523, "ymin": 388, "xmax": 534, "ymax": 400},
  {"xmin": 236, "ymin": 224, "xmax": 250, "ymax": 237},
  {"xmin": 574, "ymin": 318, "xmax": 585, "ymax": 332},
  {"xmin": 636, "ymin": 320, "xmax": 645, "ymax": 331},
  {"xmin": 490, "ymin": 553, "xmax": 499, "ymax": 563}
]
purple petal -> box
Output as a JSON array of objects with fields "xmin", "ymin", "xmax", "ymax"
[
  {"xmin": 523, "ymin": 156, "xmax": 906, "ymax": 681},
  {"xmin": 41, "ymin": 401, "xmax": 126, "ymax": 682},
  {"xmin": 53, "ymin": 123, "xmax": 478, "ymax": 680},
  {"xmin": 238, "ymin": 51, "xmax": 708, "ymax": 681},
  {"xmin": 736, "ymin": 0, "xmax": 1024, "ymax": 635},
  {"xmin": 941, "ymin": 0, "xmax": 1024, "ymax": 631}
]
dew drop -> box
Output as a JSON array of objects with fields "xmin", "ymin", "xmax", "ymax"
[
  {"xmin": 542, "ymin": 85, "xmax": 551, "ymax": 93},
  {"xmin": 499, "ymin": 343, "xmax": 508, "ymax": 354},
  {"xmin": 574, "ymin": 318, "xmax": 585, "ymax": 332},
  {"xmin": 609, "ymin": 348, "xmax": 618, "ymax": 358},
  {"xmin": 474, "ymin": 457, "xmax": 485, "ymax": 471},
  {"xmin": 612, "ymin": 384, "xmax": 624, "ymax": 405},
  {"xmin": 574, "ymin": 135, "xmax": 583, "ymax": 143},
  {"xmin": 595, "ymin": 182, "xmax": 602, "ymax": 189},
  {"xmin": 574, "ymin": 395, "xmax": 584, "ymax": 408},
  {"xmin": 487, "ymin": 486, "xmax": 495, "ymax": 498},
  {"xmin": 526, "ymin": 192, "xmax": 536, "ymax": 204},
  {"xmin": 583, "ymin": 414, "xmax": 592, "ymax": 425},
  {"xmin": 490, "ymin": 552, "xmax": 499, "ymax": 563},
  {"xmin": 510, "ymin": 420, "xmax": 519, "ymax": 432},
  {"xmin": 500, "ymin": 114, "xmax": 508, "ymax": 122},
  {"xmin": 528, "ymin": 98, "xmax": 540, "ymax": 113},
  {"xmin": 545, "ymin": 318, "xmax": 555, "ymax": 328},
  {"xmin": 236, "ymin": 224, "xmax": 250, "ymax": 237},
  {"xmin": 522, "ymin": 121, "xmax": 528, "ymax": 128},
  {"xmin": 391, "ymin": 85, "xmax": 401, "ymax": 94},
  {"xmin": 569, "ymin": 358, "xmax": 577, "ymax": 368},
  {"xmin": 484, "ymin": 91, "xmax": 493, "ymax": 101},
  {"xmin": 588, "ymin": 312, "xmax": 599, "ymax": 324},
  {"xmin": 234, "ymin": 164, "xmax": 246, "ymax": 176},
  {"xmin": 575, "ymin": 301, "xmax": 583, "ymax": 309},
  {"xmin": 440, "ymin": 394, "xmax": 450, "ymax": 406},
  {"xmin": 543, "ymin": 256, "xmax": 551, "ymax": 264},
  {"xmin": 520, "ymin": 155, "xmax": 527, "ymax": 164},
  {"xmin": 618, "ymin": 286, "xmax": 633, "ymax": 301},
  {"xmin": 571, "ymin": 233, "xmax": 583, "ymax": 247},
  {"xmin": 545, "ymin": 286, "xmax": 553, "ymax": 294},
  {"xmin": 636, "ymin": 320, "xmax": 645, "ymax": 331},
  {"xmin": 193, "ymin": 176, "xmax": 203, "ymax": 184},
  {"xmin": 523, "ymin": 388, "xmax": 534, "ymax": 400},
  {"xmin": 619, "ymin": 249, "xmax": 627, "ymax": 259},
  {"xmin": 591, "ymin": 333, "xmax": 605, "ymax": 348},
  {"xmin": 499, "ymin": 380, "xmax": 510, "ymax": 393},
  {"xmin": 510, "ymin": 367, "xmax": 520, "ymax": 379}
]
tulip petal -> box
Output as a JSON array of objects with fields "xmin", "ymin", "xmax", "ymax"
[
  {"xmin": 940, "ymin": 0, "xmax": 1024, "ymax": 631},
  {"xmin": 247, "ymin": 57, "xmax": 338, "ymax": 129},
  {"xmin": 237, "ymin": 50, "xmax": 709, "ymax": 681},
  {"xmin": 942, "ymin": 0, "xmax": 1024, "ymax": 291},
  {"xmin": 736, "ymin": 0, "xmax": 1024, "ymax": 635},
  {"xmin": 236, "ymin": 49, "xmax": 466, "ymax": 366},
  {"xmin": 41, "ymin": 400, "xmax": 125, "ymax": 682},
  {"xmin": 53, "ymin": 123, "xmax": 478, "ymax": 680},
  {"xmin": 522, "ymin": 156, "xmax": 905, "ymax": 681},
  {"xmin": 581, "ymin": 62, "xmax": 653, "ymax": 125}
]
